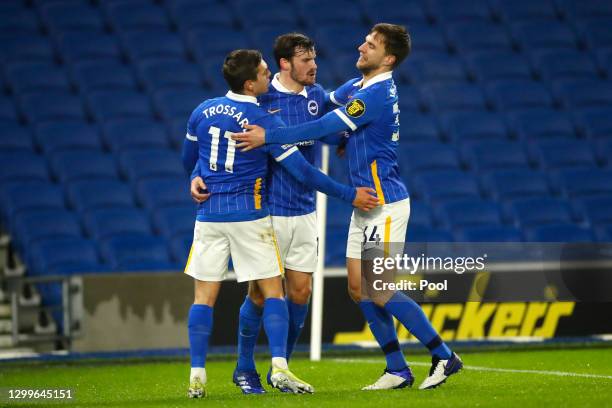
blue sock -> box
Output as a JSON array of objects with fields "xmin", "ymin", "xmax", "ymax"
[
  {"xmin": 384, "ymin": 291, "xmax": 452, "ymax": 359},
  {"xmin": 286, "ymin": 298, "xmax": 309, "ymax": 361},
  {"xmin": 188, "ymin": 304, "xmax": 213, "ymax": 368},
  {"xmin": 262, "ymin": 298, "xmax": 289, "ymax": 359},
  {"xmin": 236, "ymin": 296, "xmax": 263, "ymax": 372},
  {"xmin": 359, "ymin": 301, "xmax": 407, "ymax": 371}
]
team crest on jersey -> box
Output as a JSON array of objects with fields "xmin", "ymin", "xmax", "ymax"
[
  {"xmin": 346, "ymin": 99, "xmax": 365, "ymax": 118},
  {"xmin": 308, "ymin": 100, "xmax": 319, "ymax": 116}
]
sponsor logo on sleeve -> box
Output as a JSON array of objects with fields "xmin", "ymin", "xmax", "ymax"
[{"xmin": 345, "ymin": 98, "xmax": 365, "ymax": 118}]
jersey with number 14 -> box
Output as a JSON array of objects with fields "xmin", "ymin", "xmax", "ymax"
[
  {"xmin": 186, "ymin": 91, "xmax": 289, "ymax": 222},
  {"xmin": 330, "ymin": 71, "xmax": 409, "ymax": 205}
]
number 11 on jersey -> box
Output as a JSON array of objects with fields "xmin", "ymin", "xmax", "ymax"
[{"xmin": 208, "ymin": 126, "xmax": 236, "ymax": 173}]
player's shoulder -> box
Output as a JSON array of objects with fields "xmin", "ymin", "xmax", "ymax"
[{"xmin": 308, "ymin": 82, "xmax": 327, "ymax": 95}]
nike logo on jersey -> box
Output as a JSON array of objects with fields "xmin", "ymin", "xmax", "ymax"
[{"xmin": 268, "ymin": 108, "xmax": 282, "ymax": 114}]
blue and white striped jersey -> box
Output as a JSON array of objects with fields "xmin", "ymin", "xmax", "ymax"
[
  {"xmin": 258, "ymin": 74, "xmax": 328, "ymax": 216},
  {"xmin": 329, "ymin": 71, "xmax": 409, "ymax": 205},
  {"xmin": 187, "ymin": 91, "xmax": 295, "ymax": 222}
]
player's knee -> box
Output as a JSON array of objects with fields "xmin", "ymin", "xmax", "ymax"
[
  {"xmin": 287, "ymin": 284, "xmax": 312, "ymax": 304},
  {"xmin": 247, "ymin": 288, "xmax": 265, "ymax": 308}
]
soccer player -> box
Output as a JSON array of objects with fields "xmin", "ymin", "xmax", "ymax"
[
  {"xmin": 191, "ymin": 33, "xmax": 352, "ymax": 395},
  {"xmin": 231, "ymin": 24, "xmax": 464, "ymax": 390},
  {"xmin": 181, "ymin": 49, "xmax": 378, "ymax": 398}
]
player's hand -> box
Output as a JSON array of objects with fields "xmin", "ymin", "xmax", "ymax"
[
  {"xmin": 231, "ymin": 124, "xmax": 266, "ymax": 152},
  {"xmin": 353, "ymin": 187, "xmax": 379, "ymax": 211},
  {"xmin": 190, "ymin": 176, "xmax": 210, "ymax": 203}
]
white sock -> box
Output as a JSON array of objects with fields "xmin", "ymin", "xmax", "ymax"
[
  {"xmin": 190, "ymin": 367, "xmax": 206, "ymax": 383},
  {"xmin": 271, "ymin": 357, "xmax": 288, "ymax": 370}
]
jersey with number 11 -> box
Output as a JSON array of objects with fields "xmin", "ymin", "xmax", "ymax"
[{"xmin": 186, "ymin": 91, "xmax": 286, "ymax": 222}]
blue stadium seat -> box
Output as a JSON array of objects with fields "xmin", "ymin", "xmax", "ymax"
[
  {"xmin": 188, "ymin": 28, "xmax": 250, "ymax": 62},
  {"xmin": 28, "ymin": 237, "xmax": 102, "ymax": 275},
  {"xmin": 421, "ymin": 83, "xmax": 487, "ymax": 112},
  {"xmin": 108, "ymin": 3, "xmax": 170, "ymax": 31},
  {"xmin": 455, "ymin": 225, "xmax": 523, "ymax": 242},
  {"xmin": 152, "ymin": 87, "xmax": 207, "ymax": 120},
  {"xmin": 326, "ymin": 197, "xmax": 352, "ymax": 228},
  {"xmin": 404, "ymin": 53, "xmax": 468, "ymax": 83},
  {"xmin": 553, "ymin": 79, "xmax": 612, "ymax": 108},
  {"xmin": 413, "ymin": 170, "xmax": 480, "ymax": 202},
  {"xmin": 486, "ymin": 80, "xmax": 554, "ymax": 111},
  {"xmin": 66, "ymin": 179, "xmax": 135, "ymax": 213},
  {"xmin": 407, "ymin": 200, "xmax": 433, "ymax": 227},
  {"xmin": 399, "ymin": 113, "xmax": 440, "ymax": 142},
  {"xmin": 236, "ymin": 1, "xmax": 300, "ymax": 26},
  {"xmin": 481, "ymin": 169, "xmax": 551, "ymax": 200},
  {"xmin": 169, "ymin": 2, "xmax": 234, "ymax": 30},
  {"xmin": 464, "ymin": 51, "xmax": 533, "ymax": 82},
  {"xmin": 166, "ymin": 116, "xmax": 188, "ymax": 149},
  {"xmin": 135, "ymin": 176, "xmax": 192, "ymax": 210},
  {"xmin": 425, "ymin": 0, "xmax": 493, "ymax": 21},
  {"xmin": 121, "ymin": 30, "xmax": 187, "ymax": 61},
  {"xmin": 201, "ymin": 59, "xmax": 229, "ymax": 93},
  {"xmin": 102, "ymin": 118, "xmax": 169, "ymax": 152},
  {"xmin": 72, "ymin": 61, "xmax": 137, "ymax": 92},
  {"xmin": 399, "ymin": 143, "xmax": 461, "ymax": 174},
  {"xmin": 596, "ymin": 139, "xmax": 612, "ymax": 166},
  {"xmin": 595, "ymin": 224, "xmax": 612, "ymax": 242},
  {"xmin": 0, "ymin": 34, "xmax": 55, "ymax": 63},
  {"xmin": 577, "ymin": 196, "xmax": 612, "ymax": 225},
  {"xmin": 405, "ymin": 22, "xmax": 449, "ymax": 53},
  {"xmin": 560, "ymin": 1, "xmax": 612, "ymax": 19},
  {"xmin": 437, "ymin": 199, "xmax": 502, "ymax": 227},
  {"xmin": 533, "ymin": 139, "xmax": 597, "ymax": 169},
  {"xmin": 530, "ymin": 49, "xmax": 599, "ymax": 81},
  {"xmin": 152, "ymin": 204, "xmax": 196, "ymax": 238},
  {"xmin": 1, "ymin": 182, "xmax": 65, "ymax": 228},
  {"xmin": 573, "ymin": 107, "xmax": 612, "ymax": 139},
  {"xmin": 597, "ymin": 48, "xmax": 612, "ymax": 77},
  {"xmin": 35, "ymin": 120, "xmax": 102, "ymax": 154},
  {"xmin": 525, "ymin": 224, "xmax": 594, "ymax": 242},
  {"xmin": 18, "ymin": 91, "xmax": 86, "ymax": 123},
  {"xmin": 406, "ymin": 225, "xmax": 453, "ymax": 242},
  {"xmin": 170, "ymin": 232, "xmax": 193, "ymax": 264},
  {"xmin": 50, "ymin": 151, "xmax": 118, "ymax": 183},
  {"xmin": 446, "ymin": 22, "xmax": 514, "ymax": 53},
  {"xmin": 0, "ymin": 122, "xmax": 33, "ymax": 151},
  {"xmin": 315, "ymin": 27, "xmax": 368, "ymax": 57},
  {"xmin": 40, "ymin": 3, "xmax": 105, "ymax": 33},
  {"xmin": 510, "ymin": 197, "xmax": 574, "ymax": 227},
  {"xmin": 100, "ymin": 235, "xmax": 175, "ymax": 271},
  {"xmin": 396, "ymin": 85, "xmax": 423, "ymax": 112},
  {"xmin": 12, "ymin": 209, "xmax": 82, "ymax": 254},
  {"xmin": 137, "ymin": 59, "xmax": 203, "ymax": 91},
  {"xmin": 556, "ymin": 169, "xmax": 612, "ymax": 197},
  {"xmin": 58, "ymin": 32, "xmax": 121, "ymax": 63},
  {"xmin": 250, "ymin": 24, "xmax": 300, "ymax": 60},
  {"xmin": 0, "ymin": 8, "xmax": 40, "ymax": 33},
  {"xmin": 298, "ymin": 0, "xmax": 363, "ymax": 27},
  {"xmin": 0, "ymin": 151, "xmax": 49, "ymax": 183},
  {"xmin": 0, "ymin": 96, "xmax": 18, "ymax": 122},
  {"xmin": 511, "ymin": 20, "xmax": 579, "ymax": 50},
  {"xmin": 577, "ymin": 19, "xmax": 612, "ymax": 49},
  {"xmin": 461, "ymin": 141, "xmax": 530, "ymax": 171},
  {"xmin": 507, "ymin": 108, "xmax": 576, "ymax": 140},
  {"xmin": 119, "ymin": 149, "xmax": 184, "ymax": 181},
  {"xmin": 86, "ymin": 90, "xmax": 153, "ymax": 121},
  {"xmin": 5, "ymin": 62, "xmax": 71, "ymax": 93},
  {"xmin": 361, "ymin": 0, "xmax": 428, "ymax": 24},
  {"xmin": 491, "ymin": 0, "xmax": 558, "ymax": 21},
  {"xmin": 440, "ymin": 111, "xmax": 508, "ymax": 142},
  {"xmin": 84, "ymin": 207, "xmax": 153, "ymax": 240},
  {"xmin": 324, "ymin": 226, "xmax": 349, "ymax": 265}
]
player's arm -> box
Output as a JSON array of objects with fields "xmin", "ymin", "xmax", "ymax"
[
  {"xmin": 182, "ymin": 135, "xmax": 198, "ymax": 173},
  {"xmin": 233, "ymin": 89, "xmax": 382, "ymax": 151},
  {"xmin": 271, "ymin": 145, "xmax": 379, "ymax": 211},
  {"xmin": 326, "ymin": 78, "xmax": 358, "ymax": 108}
]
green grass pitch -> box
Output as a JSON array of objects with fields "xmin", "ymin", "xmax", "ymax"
[{"xmin": 1, "ymin": 348, "xmax": 611, "ymax": 407}]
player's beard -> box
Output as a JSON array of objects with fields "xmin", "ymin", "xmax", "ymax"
[
  {"xmin": 290, "ymin": 66, "xmax": 316, "ymax": 86},
  {"xmin": 356, "ymin": 55, "xmax": 377, "ymax": 76}
]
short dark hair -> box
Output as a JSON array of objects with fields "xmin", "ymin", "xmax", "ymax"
[
  {"xmin": 273, "ymin": 33, "xmax": 315, "ymax": 69},
  {"xmin": 371, "ymin": 23, "xmax": 411, "ymax": 69},
  {"xmin": 222, "ymin": 49, "xmax": 262, "ymax": 93}
]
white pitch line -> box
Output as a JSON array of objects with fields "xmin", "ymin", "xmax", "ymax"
[{"xmin": 331, "ymin": 358, "xmax": 612, "ymax": 380}]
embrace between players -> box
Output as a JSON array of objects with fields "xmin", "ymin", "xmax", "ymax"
[{"xmin": 181, "ymin": 23, "xmax": 462, "ymax": 398}]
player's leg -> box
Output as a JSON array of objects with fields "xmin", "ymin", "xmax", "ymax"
[
  {"xmin": 284, "ymin": 269, "xmax": 311, "ymax": 360},
  {"xmin": 233, "ymin": 282, "xmax": 266, "ymax": 394},
  {"xmin": 184, "ymin": 221, "xmax": 229, "ymax": 398}
]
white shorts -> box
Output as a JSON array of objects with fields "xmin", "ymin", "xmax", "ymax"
[
  {"xmin": 184, "ymin": 216, "xmax": 283, "ymax": 283},
  {"xmin": 272, "ymin": 212, "xmax": 317, "ymax": 273},
  {"xmin": 346, "ymin": 198, "xmax": 410, "ymax": 260}
]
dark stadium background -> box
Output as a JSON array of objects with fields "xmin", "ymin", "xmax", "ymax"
[{"xmin": 0, "ymin": 0, "xmax": 611, "ymax": 355}]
